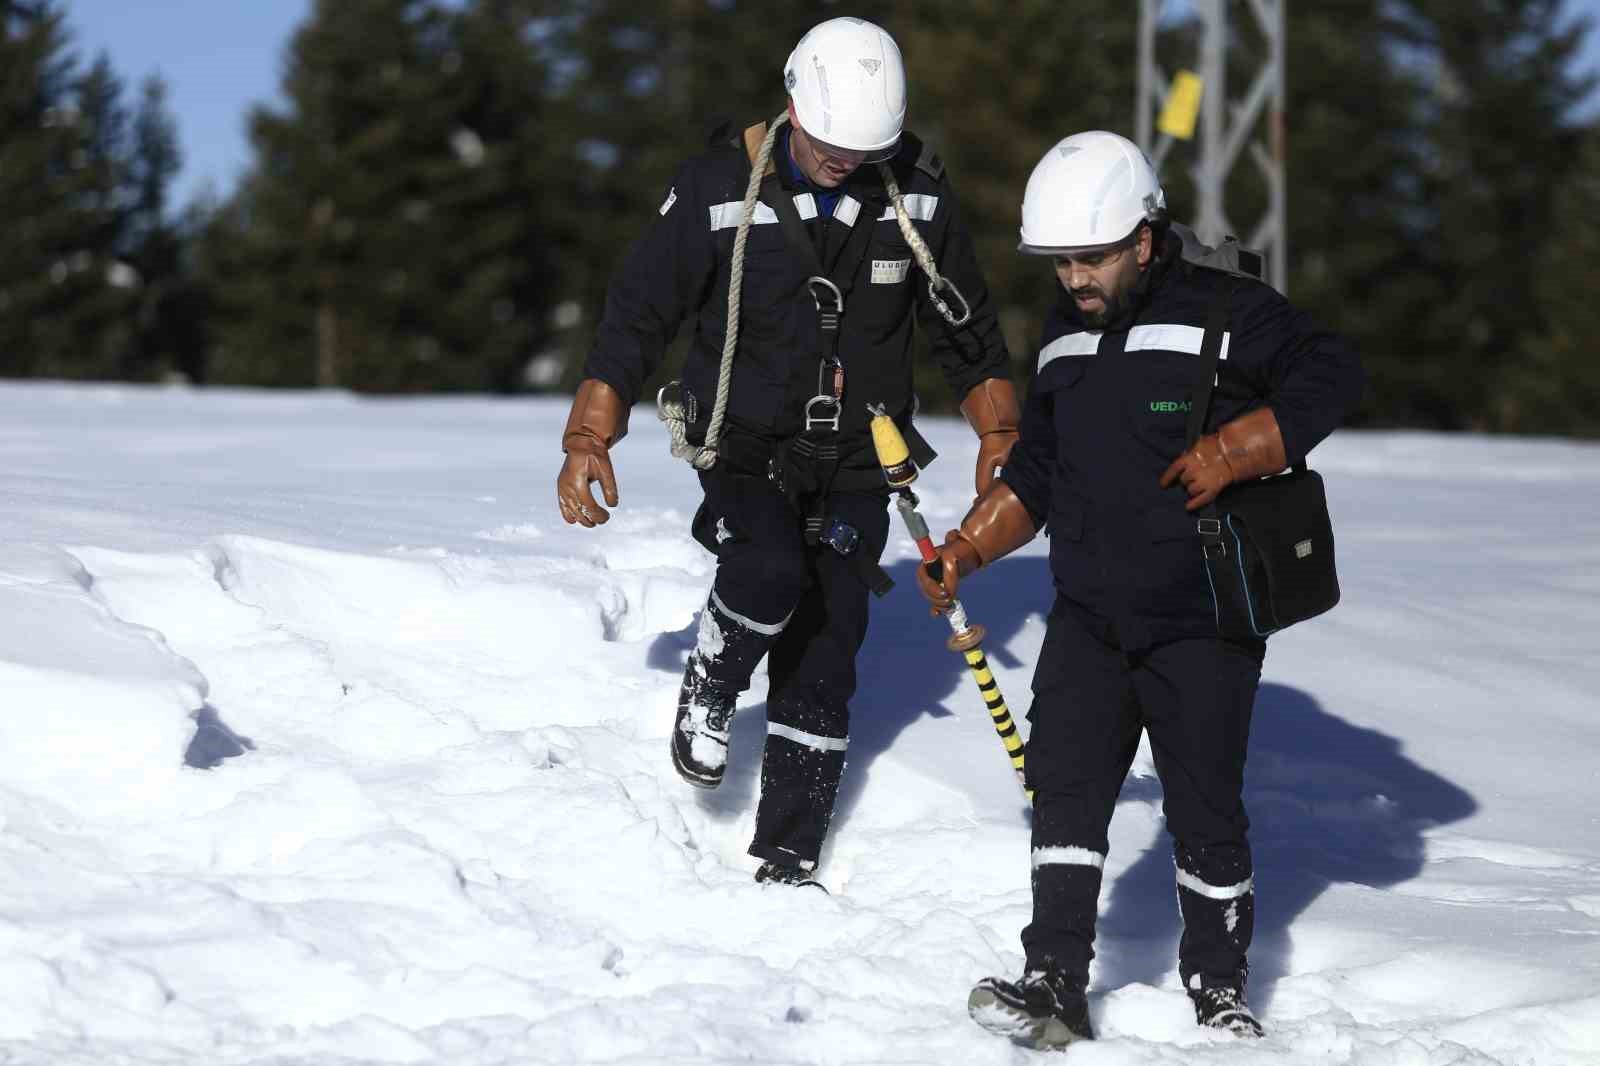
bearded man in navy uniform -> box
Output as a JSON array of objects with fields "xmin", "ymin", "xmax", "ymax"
[{"xmin": 920, "ymin": 131, "xmax": 1363, "ymax": 1046}]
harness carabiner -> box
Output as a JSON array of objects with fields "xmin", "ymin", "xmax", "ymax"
[
  {"xmin": 807, "ymin": 276, "xmax": 845, "ymax": 317},
  {"xmin": 927, "ymin": 275, "xmax": 972, "ymax": 327},
  {"xmin": 804, "ymin": 276, "xmax": 846, "ymax": 431}
]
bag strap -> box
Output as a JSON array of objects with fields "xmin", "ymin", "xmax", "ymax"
[
  {"xmin": 1185, "ymin": 279, "xmax": 1233, "ymax": 450},
  {"xmin": 1187, "ymin": 280, "xmax": 1234, "ymax": 539},
  {"xmin": 1184, "ymin": 280, "xmax": 1305, "ymax": 531}
]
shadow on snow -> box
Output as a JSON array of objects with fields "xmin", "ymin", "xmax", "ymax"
[
  {"xmin": 1097, "ymin": 679, "xmax": 1477, "ymax": 1010},
  {"xmin": 647, "ymin": 550, "xmax": 1476, "ymax": 1013}
]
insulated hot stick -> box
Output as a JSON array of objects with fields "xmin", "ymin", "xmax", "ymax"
[{"xmin": 868, "ymin": 406, "xmax": 1030, "ymax": 800}]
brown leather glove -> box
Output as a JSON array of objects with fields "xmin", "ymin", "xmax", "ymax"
[
  {"xmin": 556, "ymin": 379, "xmax": 629, "ymax": 527},
  {"xmin": 915, "ymin": 480, "xmax": 1039, "ymax": 613},
  {"xmin": 961, "ymin": 378, "xmax": 1021, "ymax": 495},
  {"xmin": 1159, "ymin": 407, "xmax": 1287, "ymax": 511}
]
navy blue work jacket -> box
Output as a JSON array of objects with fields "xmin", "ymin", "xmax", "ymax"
[{"xmin": 1001, "ymin": 242, "xmax": 1364, "ymax": 649}]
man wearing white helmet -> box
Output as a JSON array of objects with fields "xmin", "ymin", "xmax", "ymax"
[
  {"xmin": 919, "ymin": 131, "xmax": 1363, "ymax": 1046},
  {"xmin": 557, "ymin": 18, "xmax": 1014, "ymax": 889}
]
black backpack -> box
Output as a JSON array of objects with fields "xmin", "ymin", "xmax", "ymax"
[{"xmin": 1170, "ymin": 220, "xmax": 1265, "ymax": 282}]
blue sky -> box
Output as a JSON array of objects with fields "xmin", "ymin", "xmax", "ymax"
[
  {"xmin": 64, "ymin": 1, "xmax": 314, "ymax": 208},
  {"xmin": 60, "ymin": 0, "xmax": 1600, "ymax": 211}
]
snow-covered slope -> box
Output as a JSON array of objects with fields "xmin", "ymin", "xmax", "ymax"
[{"xmin": 0, "ymin": 382, "xmax": 1596, "ymax": 1065}]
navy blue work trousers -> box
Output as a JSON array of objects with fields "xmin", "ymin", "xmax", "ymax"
[
  {"xmin": 1022, "ymin": 600, "xmax": 1264, "ymax": 990},
  {"xmin": 690, "ymin": 467, "xmax": 890, "ymax": 868}
]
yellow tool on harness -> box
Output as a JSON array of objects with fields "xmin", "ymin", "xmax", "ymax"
[{"xmin": 868, "ymin": 406, "xmax": 1030, "ymax": 801}]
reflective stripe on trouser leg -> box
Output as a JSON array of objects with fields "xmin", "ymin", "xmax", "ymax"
[
  {"xmin": 1175, "ymin": 841, "xmax": 1254, "ymax": 990},
  {"xmin": 689, "ymin": 465, "xmax": 810, "ymax": 694},
  {"xmin": 676, "ymin": 588, "xmax": 792, "ymax": 784},
  {"xmin": 1023, "ymin": 837, "xmax": 1107, "ymax": 978},
  {"xmin": 749, "ymin": 691, "xmax": 848, "ymax": 869},
  {"xmin": 747, "ymin": 490, "xmax": 889, "ymax": 871},
  {"xmin": 1133, "ymin": 636, "xmax": 1262, "ymax": 991},
  {"xmin": 1020, "ymin": 606, "xmax": 1146, "ymax": 980},
  {"xmin": 687, "ymin": 589, "xmax": 790, "ymax": 696}
]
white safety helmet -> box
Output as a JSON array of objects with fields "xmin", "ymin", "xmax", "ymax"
[
  {"xmin": 784, "ymin": 17, "xmax": 906, "ymax": 162},
  {"xmin": 1019, "ymin": 131, "xmax": 1166, "ymax": 254}
]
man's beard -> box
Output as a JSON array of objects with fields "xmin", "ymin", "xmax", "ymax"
[
  {"xmin": 1071, "ymin": 283, "xmax": 1133, "ymax": 330},
  {"xmin": 1069, "ymin": 254, "xmax": 1161, "ymax": 330}
]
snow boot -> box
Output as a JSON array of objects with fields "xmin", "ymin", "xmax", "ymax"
[
  {"xmin": 670, "ymin": 669, "xmax": 737, "ymax": 789},
  {"xmin": 1189, "ymin": 984, "xmax": 1264, "ymax": 1037},
  {"xmin": 754, "ymin": 861, "xmax": 827, "ymax": 892},
  {"xmin": 968, "ymin": 962, "xmax": 1093, "ymax": 1049}
]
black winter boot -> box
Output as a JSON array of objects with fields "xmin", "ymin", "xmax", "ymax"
[
  {"xmin": 968, "ymin": 961, "xmax": 1093, "ymax": 1049},
  {"xmin": 670, "ymin": 662, "xmax": 738, "ymax": 789},
  {"xmin": 1188, "ymin": 984, "xmax": 1264, "ymax": 1037},
  {"xmin": 753, "ymin": 861, "xmax": 827, "ymax": 892}
]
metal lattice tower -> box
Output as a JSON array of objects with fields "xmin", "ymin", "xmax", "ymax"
[{"xmin": 1137, "ymin": 0, "xmax": 1288, "ymax": 293}]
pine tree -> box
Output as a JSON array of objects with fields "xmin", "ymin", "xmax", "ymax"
[
  {"xmin": 1279, "ymin": 0, "xmax": 1437, "ymax": 430},
  {"xmin": 883, "ymin": 0, "xmax": 1140, "ymax": 405},
  {"xmin": 207, "ymin": 0, "xmax": 452, "ymax": 387},
  {"xmin": 547, "ymin": 0, "xmax": 824, "ymax": 391},
  {"xmin": 1515, "ymin": 123, "xmax": 1600, "ymax": 436},
  {"xmin": 207, "ymin": 0, "xmax": 566, "ymax": 391},
  {"xmin": 0, "ymin": 0, "xmax": 70, "ymax": 375},
  {"xmin": 42, "ymin": 51, "xmax": 139, "ymax": 377},
  {"xmin": 126, "ymin": 75, "xmax": 206, "ymax": 382},
  {"xmin": 421, "ymin": 0, "xmax": 566, "ymax": 391},
  {"xmin": 0, "ymin": 1, "xmax": 135, "ymax": 378},
  {"xmin": 1398, "ymin": 0, "xmax": 1593, "ymax": 430}
]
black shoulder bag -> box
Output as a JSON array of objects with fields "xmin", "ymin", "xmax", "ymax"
[{"xmin": 1186, "ymin": 286, "xmax": 1341, "ymax": 640}]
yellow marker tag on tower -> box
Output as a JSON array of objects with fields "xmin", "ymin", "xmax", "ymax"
[{"xmin": 1156, "ymin": 70, "xmax": 1204, "ymax": 141}]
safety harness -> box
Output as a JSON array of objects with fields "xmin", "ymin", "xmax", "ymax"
[{"xmin": 659, "ymin": 112, "xmax": 969, "ymax": 472}]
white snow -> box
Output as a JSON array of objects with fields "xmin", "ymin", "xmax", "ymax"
[{"xmin": 0, "ymin": 380, "xmax": 1597, "ymax": 1064}]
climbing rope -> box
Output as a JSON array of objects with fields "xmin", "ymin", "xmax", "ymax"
[
  {"xmin": 878, "ymin": 162, "xmax": 972, "ymax": 328},
  {"xmin": 660, "ymin": 112, "xmax": 790, "ymax": 469}
]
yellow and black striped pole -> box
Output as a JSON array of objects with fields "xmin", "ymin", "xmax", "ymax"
[
  {"xmin": 956, "ymin": 634, "xmax": 1029, "ymax": 799},
  {"xmin": 870, "ymin": 406, "xmax": 1031, "ymax": 802}
]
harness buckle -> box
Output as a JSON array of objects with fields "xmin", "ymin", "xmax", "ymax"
[
  {"xmin": 807, "ymin": 276, "xmax": 845, "ymax": 316},
  {"xmin": 804, "ymin": 394, "xmax": 841, "ymax": 432},
  {"xmin": 1197, "ymin": 518, "xmax": 1222, "ymax": 536}
]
